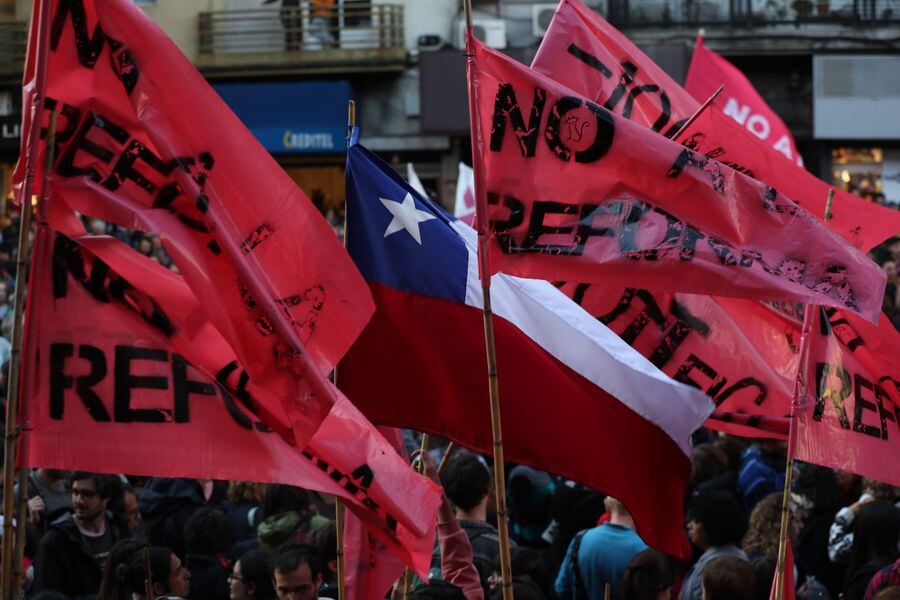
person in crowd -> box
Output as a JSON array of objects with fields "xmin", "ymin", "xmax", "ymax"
[
  {"xmin": 120, "ymin": 483, "xmax": 143, "ymax": 537},
  {"xmin": 492, "ymin": 547, "xmax": 556, "ymax": 600},
  {"xmin": 270, "ymin": 542, "xmax": 325, "ymax": 599},
  {"xmin": 712, "ymin": 435, "xmax": 748, "ymax": 475},
  {"xmin": 121, "ymin": 546, "xmax": 191, "ymax": 599},
  {"xmin": 98, "ymin": 539, "xmax": 148, "ymax": 600},
  {"xmin": 680, "ymin": 489, "xmax": 749, "ymax": 600},
  {"xmin": 617, "ymin": 549, "xmax": 678, "ymax": 600},
  {"xmin": 700, "ymin": 556, "xmax": 756, "ymax": 600},
  {"xmin": 841, "ymin": 501, "xmax": 900, "ymax": 600},
  {"xmin": 442, "ymin": 449, "xmax": 512, "ymax": 590},
  {"xmin": 793, "ymin": 464, "xmax": 845, "ymax": 595},
  {"xmin": 830, "ymin": 479, "xmax": 900, "ymax": 564},
  {"xmin": 407, "ymin": 580, "xmax": 468, "ymax": 600},
  {"xmin": 508, "ymin": 466, "xmax": 555, "ymax": 548},
  {"xmin": 555, "ymin": 496, "xmax": 648, "ymax": 600},
  {"xmin": 308, "ymin": 521, "xmax": 339, "ymax": 598},
  {"xmin": 21, "ymin": 468, "xmax": 72, "ymax": 533},
  {"xmin": 741, "ymin": 492, "xmax": 782, "ymax": 561},
  {"xmin": 257, "ymin": 485, "xmax": 329, "ymax": 554},
  {"xmin": 547, "ymin": 480, "xmax": 605, "ymax": 577},
  {"xmin": 688, "ymin": 444, "xmax": 729, "ymax": 492},
  {"xmin": 865, "ymin": 560, "xmax": 900, "ymax": 599},
  {"xmin": 184, "ymin": 507, "xmax": 232, "ymax": 599},
  {"xmin": 140, "ymin": 477, "xmax": 227, "ymax": 559},
  {"xmin": 738, "ymin": 439, "xmax": 787, "ymax": 511},
  {"xmin": 229, "ymin": 549, "xmax": 277, "ymax": 600},
  {"xmin": 31, "ymin": 472, "xmax": 129, "ymax": 598},
  {"xmin": 225, "ymin": 481, "xmax": 265, "ymax": 546}
]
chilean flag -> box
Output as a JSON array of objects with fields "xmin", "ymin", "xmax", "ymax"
[{"xmin": 340, "ymin": 129, "xmax": 715, "ymax": 558}]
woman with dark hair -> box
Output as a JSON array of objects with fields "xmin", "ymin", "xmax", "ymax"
[
  {"xmin": 121, "ymin": 546, "xmax": 191, "ymax": 599},
  {"xmin": 618, "ymin": 549, "xmax": 678, "ymax": 600},
  {"xmin": 842, "ymin": 501, "xmax": 900, "ymax": 600},
  {"xmin": 793, "ymin": 464, "xmax": 844, "ymax": 595},
  {"xmin": 228, "ymin": 550, "xmax": 276, "ymax": 600},
  {"xmin": 680, "ymin": 490, "xmax": 749, "ymax": 600},
  {"xmin": 98, "ymin": 539, "xmax": 146, "ymax": 600}
]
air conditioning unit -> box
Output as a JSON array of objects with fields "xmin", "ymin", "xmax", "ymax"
[
  {"xmin": 532, "ymin": 3, "xmax": 558, "ymax": 37},
  {"xmin": 456, "ymin": 17, "xmax": 507, "ymax": 49}
]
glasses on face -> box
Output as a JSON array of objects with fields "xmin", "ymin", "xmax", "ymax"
[
  {"xmin": 71, "ymin": 488, "xmax": 98, "ymax": 499},
  {"xmin": 228, "ymin": 573, "xmax": 246, "ymax": 584}
]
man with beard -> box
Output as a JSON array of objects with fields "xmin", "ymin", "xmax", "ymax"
[{"xmin": 31, "ymin": 472, "xmax": 129, "ymax": 598}]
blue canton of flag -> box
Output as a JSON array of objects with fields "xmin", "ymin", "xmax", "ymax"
[{"xmin": 346, "ymin": 127, "xmax": 469, "ymax": 304}]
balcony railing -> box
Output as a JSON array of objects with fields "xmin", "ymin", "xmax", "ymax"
[
  {"xmin": 197, "ymin": 3, "xmax": 405, "ymax": 73},
  {"xmin": 0, "ymin": 21, "xmax": 28, "ymax": 76},
  {"xmin": 608, "ymin": 0, "xmax": 900, "ymax": 26}
]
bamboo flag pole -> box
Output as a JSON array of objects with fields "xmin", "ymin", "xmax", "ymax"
[
  {"xmin": 143, "ymin": 546, "xmax": 155, "ymax": 599},
  {"xmin": 332, "ymin": 98, "xmax": 356, "ymax": 600},
  {"xmin": 668, "ymin": 83, "xmax": 724, "ymax": 142},
  {"xmin": 772, "ymin": 188, "xmax": 835, "ymax": 600},
  {"xmin": 10, "ymin": 109, "xmax": 58, "ymax": 598},
  {"xmin": 1, "ymin": 1, "xmax": 52, "ymax": 595},
  {"xmin": 463, "ymin": 0, "xmax": 514, "ymax": 597},
  {"xmin": 437, "ymin": 442, "xmax": 456, "ymax": 478}
]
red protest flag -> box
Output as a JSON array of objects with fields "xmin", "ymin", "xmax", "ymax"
[
  {"xmin": 467, "ymin": 37, "xmax": 885, "ymax": 321},
  {"xmin": 531, "ymin": 0, "xmax": 900, "ymax": 252},
  {"xmin": 557, "ymin": 283, "xmax": 799, "ymax": 439},
  {"xmin": 21, "ymin": 224, "xmax": 440, "ymax": 577},
  {"xmin": 343, "ymin": 427, "xmax": 411, "ymax": 600},
  {"xmin": 792, "ymin": 307, "xmax": 900, "ymax": 487},
  {"xmin": 685, "ymin": 37, "xmax": 803, "ymax": 168},
  {"xmin": 18, "ymin": 0, "xmax": 374, "ymax": 444}
]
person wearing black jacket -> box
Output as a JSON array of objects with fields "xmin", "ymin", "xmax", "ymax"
[
  {"xmin": 139, "ymin": 478, "xmax": 227, "ymax": 560},
  {"xmin": 31, "ymin": 472, "xmax": 128, "ymax": 599}
]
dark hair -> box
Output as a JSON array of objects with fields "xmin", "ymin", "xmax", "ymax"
[
  {"xmin": 491, "ymin": 548, "xmax": 555, "ymax": 600},
  {"xmin": 185, "ymin": 507, "xmax": 231, "ymax": 556},
  {"xmin": 69, "ymin": 472, "xmax": 120, "ymax": 500},
  {"xmin": 845, "ymin": 501, "xmax": 900, "ymax": 585},
  {"xmin": 308, "ymin": 521, "xmax": 337, "ymax": 580},
  {"xmin": 690, "ymin": 444, "xmax": 728, "ymax": 489},
  {"xmin": 235, "ymin": 550, "xmax": 277, "ymax": 600},
  {"xmin": 442, "ymin": 450, "xmax": 491, "ymax": 512},
  {"xmin": 701, "ymin": 556, "xmax": 756, "ymax": 600},
  {"xmin": 617, "ymin": 549, "xmax": 678, "ymax": 600},
  {"xmin": 687, "ymin": 490, "xmax": 748, "ymax": 547},
  {"xmin": 488, "ymin": 577, "xmax": 546, "ymax": 600},
  {"xmin": 30, "ymin": 593, "xmax": 70, "ymax": 600},
  {"xmin": 408, "ymin": 579, "xmax": 468, "ymax": 600},
  {"xmin": 263, "ymin": 485, "xmax": 313, "ymax": 519},
  {"xmin": 270, "ymin": 542, "xmax": 322, "ymax": 578},
  {"xmin": 98, "ymin": 539, "xmax": 147, "ymax": 600},
  {"xmin": 750, "ymin": 556, "xmax": 776, "ymax": 600},
  {"xmin": 793, "ymin": 463, "xmax": 842, "ymax": 516},
  {"xmin": 122, "ymin": 547, "xmax": 176, "ymax": 596}
]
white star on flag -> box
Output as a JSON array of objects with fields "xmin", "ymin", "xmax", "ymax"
[{"xmin": 379, "ymin": 193, "xmax": 436, "ymax": 245}]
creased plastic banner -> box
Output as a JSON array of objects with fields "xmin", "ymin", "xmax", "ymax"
[
  {"xmin": 558, "ymin": 282, "xmax": 798, "ymax": 438},
  {"xmin": 685, "ymin": 37, "xmax": 802, "ymax": 168},
  {"xmin": 468, "ymin": 37, "xmax": 885, "ymax": 321},
  {"xmin": 16, "ymin": 0, "xmax": 374, "ymax": 444},
  {"xmin": 531, "ymin": 0, "xmax": 900, "ymax": 252},
  {"xmin": 794, "ymin": 307, "xmax": 900, "ymax": 486},
  {"xmin": 22, "ymin": 226, "xmax": 439, "ymax": 577}
]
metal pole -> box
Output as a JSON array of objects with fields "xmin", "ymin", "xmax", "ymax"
[{"xmin": 668, "ymin": 83, "xmax": 724, "ymax": 141}]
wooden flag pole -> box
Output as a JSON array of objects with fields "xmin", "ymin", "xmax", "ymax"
[
  {"xmin": 332, "ymin": 98, "xmax": 356, "ymax": 600},
  {"xmin": 401, "ymin": 433, "xmax": 430, "ymax": 599},
  {"xmin": 437, "ymin": 442, "xmax": 457, "ymax": 478},
  {"xmin": 464, "ymin": 0, "xmax": 514, "ymax": 597},
  {"xmin": 143, "ymin": 546, "xmax": 155, "ymax": 599},
  {"xmin": 335, "ymin": 499, "xmax": 346, "ymax": 600},
  {"xmin": 772, "ymin": 188, "xmax": 835, "ymax": 600},
  {"xmin": 1, "ymin": 1, "xmax": 52, "ymax": 595},
  {"xmin": 668, "ymin": 83, "xmax": 724, "ymax": 142},
  {"xmin": 9, "ymin": 109, "xmax": 58, "ymax": 598}
]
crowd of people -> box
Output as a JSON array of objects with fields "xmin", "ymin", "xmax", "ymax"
[{"xmin": 2, "ymin": 436, "xmax": 898, "ymax": 600}]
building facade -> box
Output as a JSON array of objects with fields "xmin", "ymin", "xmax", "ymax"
[{"xmin": 0, "ymin": 0, "xmax": 897, "ymax": 212}]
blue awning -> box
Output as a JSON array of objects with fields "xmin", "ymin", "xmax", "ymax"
[{"xmin": 214, "ymin": 81, "xmax": 352, "ymax": 154}]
